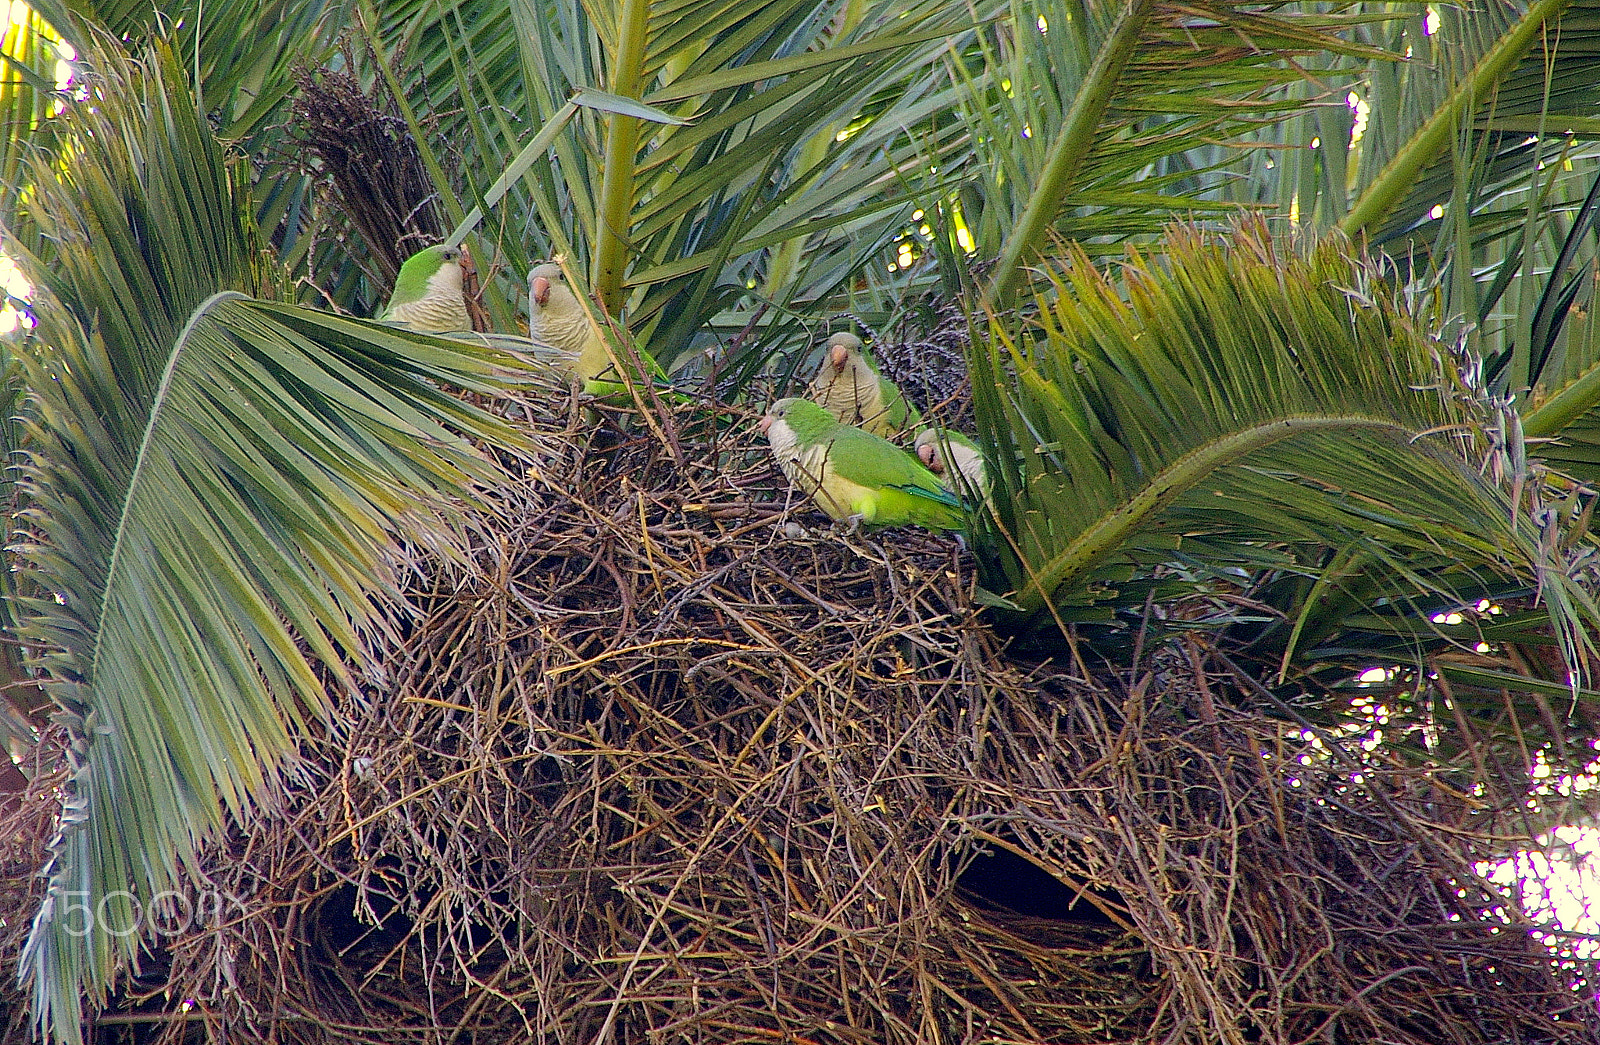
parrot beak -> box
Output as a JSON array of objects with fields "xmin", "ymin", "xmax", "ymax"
[
  {"xmin": 758, "ymin": 414, "xmax": 774, "ymax": 435},
  {"xmin": 829, "ymin": 343, "xmax": 849, "ymax": 370},
  {"xmin": 917, "ymin": 443, "xmax": 940, "ymax": 471},
  {"xmin": 531, "ymin": 276, "xmax": 551, "ymax": 307},
  {"xmin": 458, "ymin": 245, "xmax": 476, "ymax": 276}
]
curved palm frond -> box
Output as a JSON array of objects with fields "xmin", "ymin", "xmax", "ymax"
[
  {"xmin": 925, "ymin": 0, "xmax": 1397, "ymax": 307},
  {"xmin": 973, "ymin": 224, "xmax": 1600, "ymax": 691},
  {"xmin": 8, "ymin": 35, "xmax": 540, "ymax": 1043}
]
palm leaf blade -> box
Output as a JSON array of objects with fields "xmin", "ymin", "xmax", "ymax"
[{"xmin": 11, "ymin": 37, "xmax": 543, "ymax": 1042}]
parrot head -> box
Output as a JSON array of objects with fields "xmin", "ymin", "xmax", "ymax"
[
  {"xmin": 393, "ymin": 245, "xmax": 466, "ymax": 300},
  {"xmin": 761, "ymin": 397, "xmax": 833, "ymax": 438},
  {"xmin": 528, "ymin": 262, "xmax": 572, "ymax": 310},
  {"xmin": 759, "ymin": 397, "xmax": 805, "ymax": 437},
  {"xmin": 825, "ymin": 331, "xmax": 863, "ymax": 372},
  {"xmin": 914, "ymin": 428, "xmax": 949, "ymax": 473}
]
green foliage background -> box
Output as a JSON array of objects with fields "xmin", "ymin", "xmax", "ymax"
[{"xmin": 5, "ymin": 0, "xmax": 1600, "ymax": 1038}]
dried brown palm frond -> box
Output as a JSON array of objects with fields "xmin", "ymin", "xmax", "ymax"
[{"xmin": 290, "ymin": 66, "xmax": 444, "ymax": 285}]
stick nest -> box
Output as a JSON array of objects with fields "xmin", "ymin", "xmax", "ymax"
[{"xmin": 30, "ymin": 389, "xmax": 1600, "ymax": 1043}]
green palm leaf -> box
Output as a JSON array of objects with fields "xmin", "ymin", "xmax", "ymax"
[
  {"xmin": 28, "ymin": 0, "xmax": 339, "ymax": 137},
  {"xmin": 1191, "ymin": 0, "xmax": 1600, "ymax": 416},
  {"xmin": 8, "ymin": 36, "xmax": 540, "ymax": 1043},
  {"xmin": 973, "ymin": 224, "xmax": 1600, "ymax": 684},
  {"xmin": 340, "ymin": 0, "xmax": 1003, "ymax": 361},
  {"xmin": 925, "ymin": 0, "xmax": 1398, "ymax": 308},
  {"xmin": 1341, "ymin": 0, "xmax": 1579, "ymax": 239}
]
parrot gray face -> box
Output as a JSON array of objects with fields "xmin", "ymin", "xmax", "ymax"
[{"xmin": 528, "ymin": 263, "xmax": 567, "ymax": 308}]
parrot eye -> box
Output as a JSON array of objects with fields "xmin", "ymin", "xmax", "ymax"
[{"xmin": 441, "ymin": 248, "xmax": 458, "ymax": 260}]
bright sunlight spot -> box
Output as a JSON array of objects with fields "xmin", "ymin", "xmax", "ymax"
[
  {"xmin": 1424, "ymin": 6, "xmax": 1441, "ymax": 34},
  {"xmin": 1348, "ymin": 92, "xmax": 1370, "ymax": 145},
  {"xmin": 0, "ymin": 253, "xmax": 33, "ymax": 335},
  {"xmin": 1474, "ymin": 741, "xmax": 1600, "ymax": 967},
  {"xmin": 1346, "ymin": 662, "xmax": 1600, "ymax": 965},
  {"xmin": 1430, "ymin": 203, "xmax": 1445, "ymax": 220},
  {"xmin": 0, "ymin": 255, "xmax": 29, "ymax": 300},
  {"xmin": 955, "ymin": 226, "xmax": 974, "ymax": 253},
  {"xmin": 1485, "ymin": 825, "xmax": 1600, "ymax": 961},
  {"xmin": 1037, "ymin": 14, "xmax": 1048, "ymax": 33},
  {"xmin": 1432, "ymin": 611, "xmax": 1464, "ymax": 625}
]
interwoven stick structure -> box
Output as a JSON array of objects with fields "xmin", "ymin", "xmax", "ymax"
[{"xmin": 8, "ymin": 391, "xmax": 1598, "ymax": 1044}]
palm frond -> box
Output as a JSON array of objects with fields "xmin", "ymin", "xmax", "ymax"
[
  {"xmin": 900, "ymin": 0, "xmax": 1398, "ymax": 311},
  {"xmin": 972, "ymin": 223, "xmax": 1600, "ymax": 690},
  {"xmin": 8, "ymin": 36, "xmax": 540, "ymax": 1043},
  {"xmin": 336, "ymin": 0, "xmax": 1003, "ymax": 367}
]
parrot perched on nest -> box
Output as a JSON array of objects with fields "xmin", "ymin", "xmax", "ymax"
[
  {"xmin": 805, "ymin": 331, "xmax": 921, "ymax": 439},
  {"xmin": 379, "ymin": 245, "xmax": 472, "ymax": 333},
  {"xmin": 759, "ymin": 397, "xmax": 964, "ymax": 531},
  {"xmin": 915, "ymin": 427, "xmax": 990, "ymax": 498},
  {"xmin": 527, "ymin": 261, "xmax": 667, "ymax": 395}
]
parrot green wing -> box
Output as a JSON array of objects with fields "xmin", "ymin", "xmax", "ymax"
[
  {"xmin": 582, "ymin": 343, "xmax": 678, "ymax": 401},
  {"xmin": 818, "ymin": 423, "xmax": 966, "ymax": 529},
  {"xmin": 866, "ymin": 485, "xmax": 965, "ymax": 530},
  {"xmin": 822, "ymin": 424, "xmax": 949, "ymax": 494},
  {"xmin": 583, "ymin": 342, "xmax": 669, "ymax": 396}
]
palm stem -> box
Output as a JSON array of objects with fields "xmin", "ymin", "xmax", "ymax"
[
  {"xmin": 594, "ymin": 0, "xmax": 651, "ymax": 315},
  {"xmin": 1014, "ymin": 415, "xmax": 1422, "ymax": 615},
  {"xmin": 1339, "ymin": 0, "xmax": 1574, "ymax": 238},
  {"xmin": 984, "ymin": 0, "xmax": 1155, "ymax": 308}
]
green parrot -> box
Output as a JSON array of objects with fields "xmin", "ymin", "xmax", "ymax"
[
  {"xmin": 380, "ymin": 245, "xmax": 472, "ymax": 333},
  {"xmin": 915, "ymin": 427, "xmax": 990, "ymax": 497},
  {"xmin": 527, "ymin": 261, "xmax": 666, "ymax": 396},
  {"xmin": 759, "ymin": 397, "xmax": 964, "ymax": 531},
  {"xmin": 804, "ymin": 331, "xmax": 921, "ymax": 439}
]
